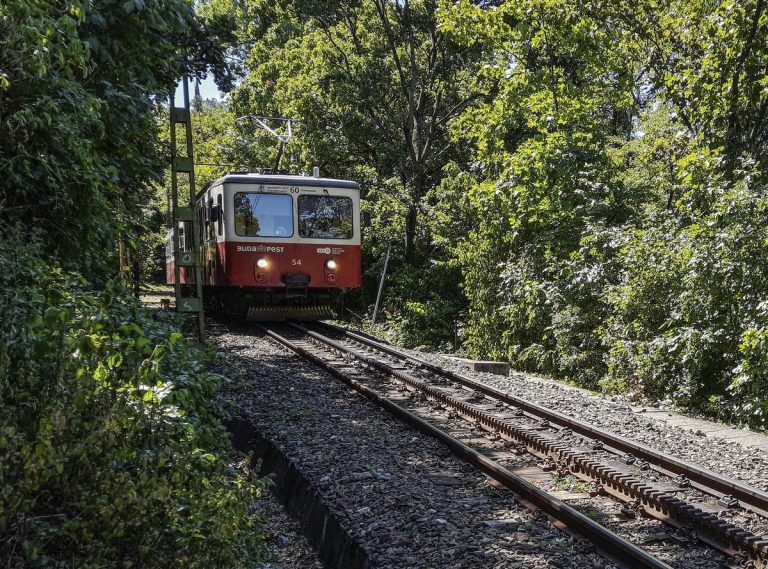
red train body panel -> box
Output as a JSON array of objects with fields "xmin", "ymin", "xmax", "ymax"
[
  {"xmin": 167, "ymin": 173, "xmax": 361, "ymax": 317},
  {"xmin": 205, "ymin": 241, "xmax": 361, "ymax": 288}
]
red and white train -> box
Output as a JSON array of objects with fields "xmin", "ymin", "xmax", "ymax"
[{"xmin": 166, "ymin": 172, "xmax": 361, "ymax": 319}]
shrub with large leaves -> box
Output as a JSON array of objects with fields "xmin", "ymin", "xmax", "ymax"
[{"xmin": 0, "ymin": 229, "xmax": 265, "ymax": 567}]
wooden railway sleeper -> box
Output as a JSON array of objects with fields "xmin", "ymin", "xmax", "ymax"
[
  {"xmin": 462, "ymin": 405, "xmax": 762, "ymax": 557},
  {"xmin": 510, "ymin": 422, "xmax": 752, "ymax": 556}
]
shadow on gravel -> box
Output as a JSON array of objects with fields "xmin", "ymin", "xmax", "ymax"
[
  {"xmin": 212, "ymin": 324, "xmax": 627, "ymax": 569},
  {"xmin": 228, "ymin": 418, "xmax": 370, "ymax": 569}
]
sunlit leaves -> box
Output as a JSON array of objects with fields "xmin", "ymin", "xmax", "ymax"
[
  {"xmin": 435, "ymin": 0, "xmax": 768, "ymax": 426},
  {"xmin": 0, "ymin": 232, "xmax": 265, "ymax": 566},
  {"xmin": 0, "ymin": 0, "xmax": 233, "ymax": 276}
]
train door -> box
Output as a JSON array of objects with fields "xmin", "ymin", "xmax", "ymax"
[
  {"xmin": 203, "ymin": 194, "xmax": 215, "ymax": 285},
  {"xmin": 212, "ymin": 191, "xmax": 224, "ymax": 283}
]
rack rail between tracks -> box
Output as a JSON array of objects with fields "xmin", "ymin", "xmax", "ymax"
[
  {"xmin": 312, "ymin": 322, "xmax": 768, "ymax": 562},
  {"xmin": 257, "ymin": 322, "xmax": 686, "ymax": 568},
  {"xmin": 261, "ymin": 321, "xmax": 768, "ymax": 565},
  {"xmin": 317, "ymin": 322, "xmax": 768, "ymax": 519}
]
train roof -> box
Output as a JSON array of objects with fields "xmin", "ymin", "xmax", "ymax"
[{"xmin": 204, "ymin": 173, "xmax": 360, "ymax": 192}]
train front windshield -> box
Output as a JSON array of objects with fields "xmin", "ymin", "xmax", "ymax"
[
  {"xmin": 298, "ymin": 195, "xmax": 353, "ymax": 240},
  {"xmin": 234, "ymin": 192, "xmax": 293, "ymax": 237}
]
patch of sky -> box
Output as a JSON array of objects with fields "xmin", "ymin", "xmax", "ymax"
[{"xmin": 173, "ymin": 75, "xmax": 225, "ymax": 103}]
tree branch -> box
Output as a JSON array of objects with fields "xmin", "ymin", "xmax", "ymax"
[{"xmin": 727, "ymin": 0, "xmax": 765, "ymax": 143}]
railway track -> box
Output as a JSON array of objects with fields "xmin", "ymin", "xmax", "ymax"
[{"xmin": 257, "ymin": 321, "xmax": 768, "ymax": 569}]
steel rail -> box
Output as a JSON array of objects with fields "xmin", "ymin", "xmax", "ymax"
[
  {"xmin": 257, "ymin": 323, "xmax": 674, "ymax": 569},
  {"xmin": 298, "ymin": 323, "xmax": 768, "ymax": 560},
  {"xmin": 320, "ymin": 323, "xmax": 768, "ymax": 518}
]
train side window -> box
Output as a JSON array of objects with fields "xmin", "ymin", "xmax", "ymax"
[
  {"xmin": 206, "ymin": 199, "xmax": 214, "ymax": 241},
  {"xmin": 185, "ymin": 221, "xmax": 193, "ymax": 251},
  {"xmin": 233, "ymin": 192, "xmax": 293, "ymax": 237},
  {"xmin": 198, "ymin": 204, "xmax": 204, "ymax": 243},
  {"xmin": 297, "ymin": 195, "xmax": 353, "ymax": 240},
  {"xmin": 217, "ymin": 194, "xmax": 223, "ymax": 236},
  {"xmin": 178, "ymin": 224, "xmax": 186, "ymax": 252}
]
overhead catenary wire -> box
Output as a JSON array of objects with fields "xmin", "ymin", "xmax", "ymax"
[{"xmin": 235, "ymin": 115, "xmax": 299, "ymax": 171}]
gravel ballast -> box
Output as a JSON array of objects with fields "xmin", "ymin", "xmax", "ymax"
[
  {"xmin": 399, "ymin": 351, "xmax": 768, "ymax": 494},
  {"xmin": 212, "ymin": 324, "xmax": 614, "ymax": 569},
  {"xmin": 209, "ymin": 319, "xmax": 768, "ymax": 568},
  {"xmin": 253, "ymin": 490, "xmax": 325, "ymax": 569}
]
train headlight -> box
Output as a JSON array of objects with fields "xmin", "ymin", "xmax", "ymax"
[
  {"xmin": 256, "ymin": 258, "xmax": 269, "ymax": 269},
  {"xmin": 325, "ymin": 259, "xmax": 337, "ymax": 271}
]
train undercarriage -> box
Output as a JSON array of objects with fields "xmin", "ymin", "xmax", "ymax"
[{"xmin": 203, "ymin": 285, "xmax": 341, "ymax": 321}]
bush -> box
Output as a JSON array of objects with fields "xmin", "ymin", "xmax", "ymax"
[
  {"xmin": 387, "ymin": 299, "xmax": 459, "ymax": 350},
  {"xmin": 369, "ymin": 262, "xmax": 465, "ymax": 351},
  {"xmin": 0, "ymin": 229, "xmax": 265, "ymax": 568},
  {"xmin": 731, "ymin": 324, "xmax": 768, "ymax": 429}
]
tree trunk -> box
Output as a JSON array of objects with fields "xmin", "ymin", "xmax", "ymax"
[{"xmin": 404, "ymin": 203, "xmax": 418, "ymax": 265}]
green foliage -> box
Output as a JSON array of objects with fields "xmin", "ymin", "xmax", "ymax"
[
  {"xmin": 372, "ymin": 263, "xmax": 464, "ymax": 350},
  {"xmin": 0, "ymin": 227, "xmax": 265, "ymax": 567},
  {"xmin": 600, "ymin": 181, "xmax": 768, "ymax": 413},
  {"xmin": 229, "ymin": 0, "xmax": 481, "ymax": 263},
  {"xmin": 613, "ymin": 0, "xmax": 768, "ymax": 181},
  {"xmin": 733, "ymin": 325, "xmax": 768, "ymax": 424},
  {"xmin": 133, "ymin": 200, "xmax": 169, "ymax": 284},
  {"xmin": 0, "ymin": 2, "xmax": 265, "ymax": 565},
  {"xmin": 437, "ymin": 0, "xmax": 635, "ymax": 384},
  {"xmin": 0, "ymin": 0, "xmax": 234, "ymax": 277},
  {"xmin": 437, "ymin": 0, "xmax": 768, "ymax": 427}
]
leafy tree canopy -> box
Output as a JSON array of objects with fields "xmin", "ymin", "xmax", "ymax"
[
  {"xmin": 229, "ymin": 0, "xmax": 482, "ymax": 263},
  {"xmin": 436, "ymin": 0, "xmax": 768, "ymax": 426},
  {"xmin": 0, "ymin": 0, "xmax": 234, "ymax": 276}
]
